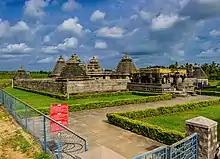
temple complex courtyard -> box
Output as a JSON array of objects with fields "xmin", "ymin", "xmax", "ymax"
[{"xmin": 2, "ymin": 87, "xmax": 216, "ymax": 158}]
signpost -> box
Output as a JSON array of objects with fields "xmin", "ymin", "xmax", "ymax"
[{"xmin": 50, "ymin": 104, "xmax": 69, "ymax": 159}]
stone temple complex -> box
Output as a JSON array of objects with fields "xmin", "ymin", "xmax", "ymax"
[{"xmin": 13, "ymin": 53, "xmax": 209, "ymax": 95}]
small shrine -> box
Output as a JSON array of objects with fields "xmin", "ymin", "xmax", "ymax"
[{"xmin": 13, "ymin": 66, "xmax": 31, "ymax": 80}]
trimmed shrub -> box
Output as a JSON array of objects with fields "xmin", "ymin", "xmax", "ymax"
[
  {"xmin": 70, "ymin": 91, "xmax": 162, "ymax": 99},
  {"xmin": 107, "ymin": 114, "xmax": 184, "ymax": 144},
  {"xmin": 196, "ymin": 90, "xmax": 220, "ymax": 97},
  {"xmin": 13, "ymin": 86, "xmax": 68, "ymax": 100},
  {"xmin": 107, "ymin": 98, "xmax": 220, "ymax": 144}
]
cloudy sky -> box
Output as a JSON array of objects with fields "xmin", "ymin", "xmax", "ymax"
[{"xmin": 0, "ymin": 0, "xmax": 220, "ymax": 71}]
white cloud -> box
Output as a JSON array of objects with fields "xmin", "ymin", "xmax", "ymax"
[
  {"xmin": 11, "ymin": 21, "xmax": 30, "ymax": 32},
  {"xmin": 36, "ymin": 57, "xmax": 54, "ymax": 63},
  {"xmin": 24, "ymin": 0, "xmax": 48, "ymax": 18},
  {"xmin": 125, "ymin": 28, "xmax": 140, "ymax": 36},
  {"xmin": 197, "ymin": 49, "xmax": 220, "ymax": 57},
  {"xmin": 43, "ymin": 35, "xmax": 51, "ymax": 43},
  {"xmin": 58, "ymin": 18, "xmax": 83, "ymax": 36},
  {"xmin": 90, "ymin": 10, "xmax": 106, "ymax": 22},
  {"xmin": 42, "ymin": 46, "xmax": 59, "ymax": 53},
  {"xmin": 139, "ymin": 11, "xmax": 152, "ymax": 21},
  {"xmin": 130, "ymin": 14, "xmax": 138, "ymax": 20},
  {"xmin": 96, "ymin": 27, "xmax": 124, "ymax": 38},
  {"xmin": 1, "ymin": 43, "xmax": 33, "ymax": 53},
  {"xmin": 95, "ymin": 41, "xmax": 107, "ymax": 49},
  {"xmin": 210, "ymin": 29, "xmax": 220, "ymax": 36},
  {"xmin": 151, "ymin": 13, "xmax": 180, "ymax": 30},
  {"xmin": 57, "ymin": 37, "xmax": 78, "ymax": 50},
  {"xmin": 42, "ymin": 37, "xmax": 78, "ymax": 53},
  {"xmin": 0, "ymin": 19, "xmax": 10, "ymax": 38},
  {"xmin": 62, "ymin": 0, "xmax": 79, "ymax": 12}
]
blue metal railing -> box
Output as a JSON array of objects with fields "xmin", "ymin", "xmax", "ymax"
[
  {"xmin": 0, "ymin": 89, "xmax": 87, "ymax": 159},
  {"xmin": 133, "ymin": 133, "xmax": 198, "ymax": 159}
]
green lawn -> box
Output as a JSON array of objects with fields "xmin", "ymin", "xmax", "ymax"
[
  {"xmin": 4, "ymin": 88, "xmax": 146, "ymax": 109},
  {"xmin": 141, "ymin": 105, "xmax": 220, "ymax": 139}
]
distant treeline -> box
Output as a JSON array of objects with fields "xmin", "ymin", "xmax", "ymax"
[{"xmin": 0, "ymin": 71, "xmax": 51, "ymax": 79}]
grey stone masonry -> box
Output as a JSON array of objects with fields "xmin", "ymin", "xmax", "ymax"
[{"xmin": 186, "ymin": 116, "xmax": 218, "ymax": 159}]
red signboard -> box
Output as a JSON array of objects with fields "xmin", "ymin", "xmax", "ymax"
[{"xmin": 50, "ymin": 104, "xmax": 68, "ymax": 133}]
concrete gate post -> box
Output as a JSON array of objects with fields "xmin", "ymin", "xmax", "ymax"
[{"xmin": 186, "ymin": 116, "xmax": 218, "ymax": 159}]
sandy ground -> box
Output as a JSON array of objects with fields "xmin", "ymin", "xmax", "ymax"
[{"xmin": 0, "ymin": 106, "xmax": 41, "ymax": 159}]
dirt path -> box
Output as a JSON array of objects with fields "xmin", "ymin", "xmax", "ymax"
[{"xmin": 68, "ymin": 95, "xmax": 217, "ymax": 158}]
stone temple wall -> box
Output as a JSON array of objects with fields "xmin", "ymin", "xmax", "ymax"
[
  {"xmin": 14, "ymin": 79, "xmax": 67, "ymax": 94},
  {"xmin": 127, "ymin": 83, "xmax": 172, "ymax": 93},
  {"xmin": 14, "ymin": 78, "xmax": 130, "ymax": 95},
  {"xmin": 67, "ymin": 79, "xmax": 130, "ymax": 94}
]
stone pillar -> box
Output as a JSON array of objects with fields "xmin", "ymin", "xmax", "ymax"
[
  {"xmin": 186, "ymin": 116, "xmax": 218, "ymax": 159},
  {"xmin": 149, "ymin": 73, "xmax": 153, "ymax": 84}
]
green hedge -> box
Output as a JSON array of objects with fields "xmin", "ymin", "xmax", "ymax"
[
  {"xmin": 107, "ymin": 114, "xmax": 184, "ymax": 144},
  {"xmin": 70, "ymin": 91, "xmax": 161, "ymax": 99},
  {"xmin": 37, "ymin": 93, "xmax": 172, "ymax": 114},
  {"xmin": 107, "ymin": 98, "xmax": 220, "ymax": 145},
  {"xmin": 196, "ymin": 90, "xmax": 220, "ymax": 97},
  {"xmin": 13, "ymin": 86, "xmax": 68, "ymax": 100}
]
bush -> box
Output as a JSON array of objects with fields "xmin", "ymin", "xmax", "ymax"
[
  {"xmin": 13, "ymin": 86, "xmax": 68, "ymax": 100},
  {"xmin": 107, "ymin": 98, "xmax": 220, "ymax": 144},
  {"xmin": 196, "ymin": 90, "xmax": 220, "ymax": 97},
  {"xmin": 70, "ymin": 91, "xmax": 162, "ymax": 99},
  {"xmin": 107, "ymin": 114, "xmax": 184, "ymax": 144}
]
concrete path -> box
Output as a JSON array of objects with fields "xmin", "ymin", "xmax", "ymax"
[{"xmin": 68, "ymin": 95, "xmax": 217, "ymax": 158}]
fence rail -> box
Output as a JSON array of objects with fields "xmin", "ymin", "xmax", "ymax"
[
  {"xmin": 0, "ymin": 89, "xmax": 87, "ymax": 159},
  {"xmin": 133, "ymin": 133, "xmax": 198, "ymax": 159}
]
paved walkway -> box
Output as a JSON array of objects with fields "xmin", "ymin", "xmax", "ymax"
[{"xmin": 68, "ymin": 95, "xmax": 217, "ymax": 158}]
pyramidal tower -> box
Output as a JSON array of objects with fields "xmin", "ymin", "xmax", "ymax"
[
  {"xmin": 14, "ymin": 65, "xmax": 31, "ymax": 80},
  {"xmin": 116, "ymin": 53, "xmax": 137, "ymax": 74},
  {"xmin": 59, "ymin": 53, "xmax": 88, "ymax": 79},
  {"xmin": 51, "ymin": 55, "xmax": 65, "ymax": 78}
]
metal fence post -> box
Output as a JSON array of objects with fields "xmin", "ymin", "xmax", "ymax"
[
  {"xmin": 196, "ymin": 134, "xmax": 199, "ymax": 159},
  {"xmin": 58, "ymin": 132, "xmax": 62, "ymax": 159},
  {"xmin": 85, "ymin": 142, "xmax": 88, "ymax": 152},
  {"xmin": 25, "ymin": 105, "xmax": 28, "ymax": 129},
  {"xmin": 43, "ymin": 116, "xmax": 47, "ymax": 152}
]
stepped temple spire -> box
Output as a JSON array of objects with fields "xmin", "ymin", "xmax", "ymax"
[
  {"xmin": 116, "ymin": 53, "xmax": 137, "ymax": 74},
  {"xmin": 14, "ymin": 66, "xmax": 31, "ymax": 80},
  {"xmin": 59, "ymin": 53, "xmax": 88, "ymax": 79},
  {"xmin": 51, "ymin": 55, "xmax": 65, "ymax": 78},
  {"xmin": 87, "ymin": 56, "xmax": 102, "ymax": 73}
]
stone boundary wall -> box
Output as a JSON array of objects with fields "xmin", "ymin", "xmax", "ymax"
[
  {"xmin": 127, "ymin": 82, "xmax": 172, "ymax": 93},
  {"xmin": 14, "ymin": 79, "xmax": 130, "ymax": 95},
  {"xmin": 14, "ymin": 79, "xmax": 67, "ymax": 94},
  {"xmin": 67, "ymin": 79, "xmax": 130, "ymax": 94}
]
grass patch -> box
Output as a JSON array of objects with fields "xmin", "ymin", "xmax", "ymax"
[
  {"xmin": 5, "ymin": 88, "xmax": 145, "ymax": 108},
  {"xmin": 4, "ymin": 88, "xmax": 171, "ymax": 114},
  {"xmin": 34, "ymin": 152, "xmax": 51, "ymax": 159},
  {"xmin": 1, "ymin": 131, "xmax": 31, "ymax": 153},
  {"xmin": 0, "ymin": 109, "xmax": 8, "ymax": 120},
  {"xmin": 142, "ymin": 105, "xmax": 220, "ymax": 139}
]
